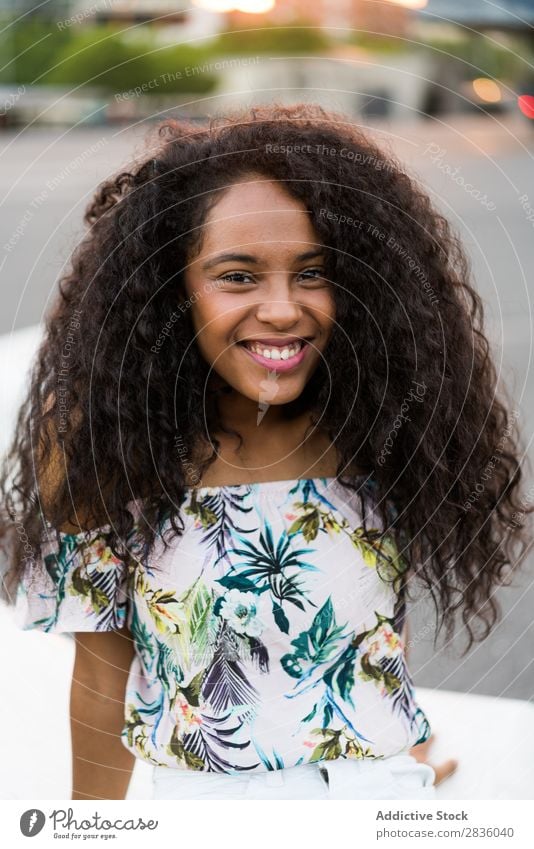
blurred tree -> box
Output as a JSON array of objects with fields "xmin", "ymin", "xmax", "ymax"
[
  {"xmin": 421, "ymin": 35, "xmax": 529, "ymax": 84},
  {"xmin": 148, "ymin": 44, "xmax": 217, "ymax": 94},
  {"xmin": 34, "ymin": 26, "xmax": 215, "ymax": 95},
  {"xmin": 213, "ymin": 23, "xmax": 330, "ymax": 56},
  {"xmin": 345, "ymin": 32, "xmax": 410, "ymax": 54},
  {"xmin": 43, "ymin": 25, "xmax": 155, "ymax": 90},
  {"xmin": 9, "ymin": 18, "xmax": 71, "ymax": 84}
]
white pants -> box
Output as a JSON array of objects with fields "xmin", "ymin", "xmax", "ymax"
[{"xmin": 152, "ymin": 752, "xmax": 437, "ymax": 800}]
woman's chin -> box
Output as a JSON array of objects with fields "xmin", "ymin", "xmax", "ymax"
[{"xmin": 241, "ymin": 381, "xmax": 308, "ymax": 408}]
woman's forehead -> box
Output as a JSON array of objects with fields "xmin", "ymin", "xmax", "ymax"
[{"xmin": 197, "ymin": 184, "xmax": 320, "ymax": 258}]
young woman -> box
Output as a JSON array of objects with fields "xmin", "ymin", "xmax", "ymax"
[{"xmin": 0, "ymin": 103, "xmax": 529, "ymax": 801}]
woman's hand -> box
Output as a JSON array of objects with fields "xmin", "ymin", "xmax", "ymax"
[{"xmin": 409, "ymin": 733, "xmax": 458, "ymax": 785}]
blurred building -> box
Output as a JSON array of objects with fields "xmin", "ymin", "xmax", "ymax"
[
  {"xmin": 0, "ymin": 0, "xmax": 71, "ymax": 17},
  {"xmin": 228, "ymin": 0, "xmax": 413, "ymax": 37},
  {"xmin": 83, "ymin": 0, "xmax": 188, "ymax": 26},
  {"xmin": 71, "ymin": 0, "xmax": 220, "ymax": 41},
  {"xmin": 418, "ymin": 0, "xmax": 534, "ymax": 32}
]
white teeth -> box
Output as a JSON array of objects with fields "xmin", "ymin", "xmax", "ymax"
[{"xmin": 245, "ymin": 341, "xmax": 303, "ymax": 360}]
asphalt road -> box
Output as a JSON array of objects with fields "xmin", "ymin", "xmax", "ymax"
[{"xmin": 1, "ymin": 114, "xmax": 533, "ymax": 699}]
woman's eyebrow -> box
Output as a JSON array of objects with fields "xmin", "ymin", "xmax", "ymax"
[
  {"xmin": 202, "ymin": 249, "xmax": 324, "ymax": 271},
  {"xmin": 202, "ymin": 252, "xmax": 259, "ymax": 270},
  {"xmin": 296, "ymin": 249, "xmax": 325, "ymax": 263}
]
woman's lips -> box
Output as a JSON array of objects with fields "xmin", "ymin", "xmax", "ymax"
[{"xmin": 239, "ymin": 340, "xmax": 311, "ymax": 372}]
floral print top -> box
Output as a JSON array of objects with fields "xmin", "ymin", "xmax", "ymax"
[{"xmin": 14, "ymin": 475, "xmax": 431, "ymax": 773}]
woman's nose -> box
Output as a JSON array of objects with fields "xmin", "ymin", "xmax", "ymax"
[{"xmin": 254, "ymin": 278, "xmax": 303, "ymax": 326}]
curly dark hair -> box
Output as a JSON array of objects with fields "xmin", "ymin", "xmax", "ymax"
[{"xmin": 1, "ymin": 102, "xmax": 531, "ymax": 652}]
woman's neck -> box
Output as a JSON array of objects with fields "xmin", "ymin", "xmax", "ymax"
[{"xmin": 188, "ymin": 406, "xmax": 362, "ymax": 487}]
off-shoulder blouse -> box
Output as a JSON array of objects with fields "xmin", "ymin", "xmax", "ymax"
[{"xmin": 14, "ymin": 475, "xmax": 431, "ymax": 773}]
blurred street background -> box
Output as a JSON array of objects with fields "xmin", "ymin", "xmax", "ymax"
[{"xmin": 1, "ymin": 0, "xmax": 534, "ymax": 702}]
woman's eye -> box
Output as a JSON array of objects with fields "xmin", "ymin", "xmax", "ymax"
[
  {"xmin": 217, "ymin": 272, "xmax": 255, "ymax": 285},
  {"xmin": 215, "ymin": 268, "xmax": 326, "ymax": 286},
  {"xmin": 298, "ymin": 267, "xmax": 326, "ymax": 282}
]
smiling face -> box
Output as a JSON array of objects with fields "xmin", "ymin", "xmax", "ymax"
[{"xmin": 182, "ymin": 176, "xmax": 336, "ymax": 413}]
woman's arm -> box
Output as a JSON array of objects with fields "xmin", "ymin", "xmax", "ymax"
[
  {"xmin": 70, "ymin": 628, "xmax": 137, "ymax": 800},
  {"xmin": 35, "ymin": 396, "xmax": 137, "ymax": 799}
]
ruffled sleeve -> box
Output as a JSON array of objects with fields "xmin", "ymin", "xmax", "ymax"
[{"xmin": 13, "ymin": 524, "xmax": 134, "ymax": 634}]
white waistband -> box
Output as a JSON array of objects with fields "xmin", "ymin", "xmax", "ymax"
[{"xmin": 152, "ymin": 753, "xmax": 436, "ymax": 800}]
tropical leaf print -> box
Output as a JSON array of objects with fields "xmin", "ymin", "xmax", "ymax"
[
  {"xmin": 281, "ymin": 598, "xmax": 350, "ymax": 679},
  {"xmin": 247, "ymin": 634, "xmax": 270, "ymax": 672},
  {"xmin": 180, "ymin": 711, "xmax": 260, "ymax": 772},
  {"xmin": 130, "ymin": 603, "xmax": 156, "ymax": 673},
  {"xmin": 23, "ymin": 536, "xmax": 81, "ymax": 631},
  {"xmin": 181, "ymin": 669, "xmax": 206, "ymax": 706},
  {"xmin": 201, "ymin": 620, "xmax": 259, "ymax": 721},
  {"xmin": 43, "ymin": 533, "xmax": 127, "ymax": 630},
  {"xmin": 286, "ymin": 500, "xmax": 347, "ymax": 542},
  {"xmin": 69, "ymin": 565, "xmax": 114, "ymax": 616},
  {"xmin": 355, "ymin": 613, "xmax": 427, "ymax": 735},
  {"xmin": 306, "ymin": 727, "xmax": 377, "ymax": 761},
  {"xmin": 43, "ymin": 534, "xmax": 79, "ymax": 585},
  {"xmin": 167, "ymin": 620, "xmax": 263, "ymax": 772},
  {"xmin": 283, "ymin": 479, "xmax": 358, "ymax": 542},
  {"xmin": 163, "ymin": 577, "xmax": 219, "ymax": 675},
  {"xmin": 136, "ymin": 571, "xmax": 218, "ymax": 674},
  {"xmin": 130, "ymin": 670, "xmax": 208, "ymax": 761},
  {"xmin": 322, "ymin": 640, "xmax": 359, "ymax": 708},
  {"xmin": 287, "ymin": 477, "xmax": 345, "ymax": 510},
  {"xmin": 412, "ymin": 707, "xmax": 432, "ymax": 745},
  {"xmin": 185, "ymin": 487, "xmax": 255, "ymax": 565},
  {"xmin": 213, "ymin": 590, "xmax": 270, "ymax": 671},
  {"xmin": 184, "ymin": 490, "xmax": 218, "ymax": 529},
  {"xmin": 124, "ymin": 694, "xmax": 169, "ymax": 766},
  {"xmin": 124, "ymin": 703, "xmax": 158, "ymax": 763},
  {"xmin": 284, "ymin": 482, "xmax": 409, "ymax": 600},
  {"xmin": 156, "ymin": 640, "xmax": 185, "ymax": 694},
  {"xmin": 350, "ymin": 528, "xmax": 408, "ymax": 590},
  {"xmin": 280, "ymin": 599, "xmax": 378, "ymax": 747},
  {"xmin": 250, "ymin": 735, "xmax": 302, "ymax": 771},
  {"xmin": 308, "ymin": 727, "xmax": 343, "ymax": 761},
  {"xmin": 357, "ymin": 614, "xmax": 404, "ymax": 689},
  {"xmin": 215, "ymin": 517, "xmax": 319, "ymax": 633},
  {"xmin": 129, "ymin": 565, "xmax": 268, "ymax": 772},
  {"xmin": 167, "ymin": 725, "xmax": 205, "ymax": 770},
  {"xmin": 157, "ymin": 622, "xmax": 263, "ymax": 772},
  {"xmin": 145, "ymin": 586, "xmax": 188, "ymax": 635}
]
